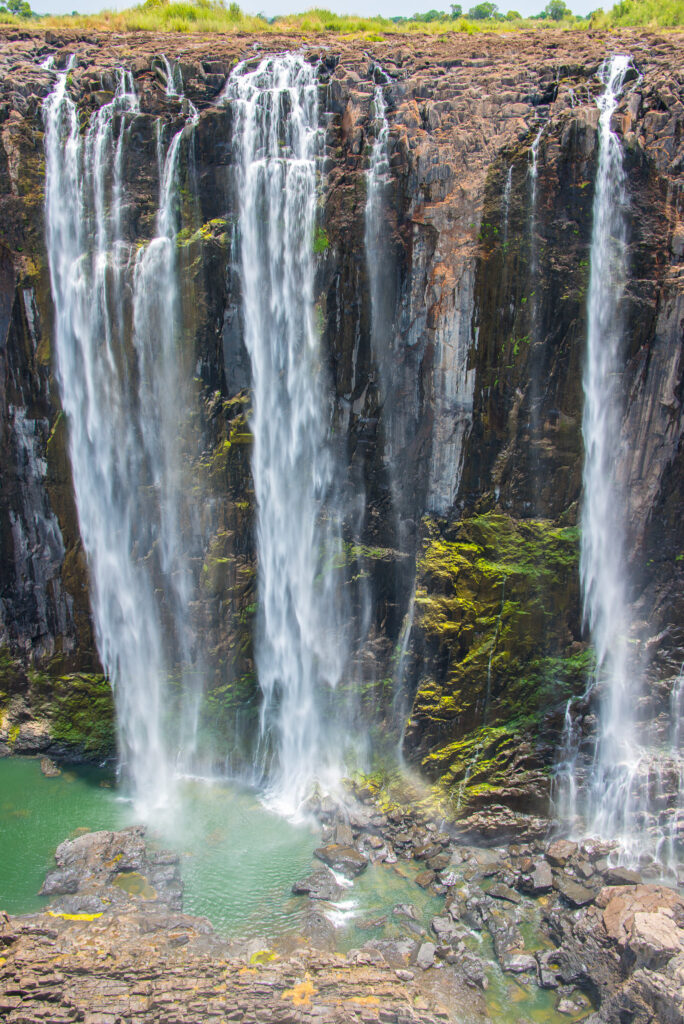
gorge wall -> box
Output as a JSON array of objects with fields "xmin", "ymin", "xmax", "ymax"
[{"xmin": 0, "ymin": 26, "xmax": 682, "ymax": 835}]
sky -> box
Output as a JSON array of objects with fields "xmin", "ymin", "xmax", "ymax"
[{"xmin": 34, "ymin": 0, "xmax": 601, "ymax": 20}]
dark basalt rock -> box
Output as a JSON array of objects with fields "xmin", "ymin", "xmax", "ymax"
[
  {"xmin": 451, "ymin": 806, "xmax": 549, "ymax": 845},
  {"xmin": 546, "ymin": 840, "xmax": 580, "ymax": 868},
  {"xmin": 519, "ymin": 859, "xmax": 554, "ymax": 895},
  {"xmin": 300, "ymin": 905, "xmax": 336, "ymax": 950},
  {"xmin": 313, "ymin": 843, "xmax": 368, "ymax": 877},
  {"xmin": 552, "ymin": 873, "xmax": 599, "ymax": 908},
  {"xmin": 292, "ymin": 867, "xmax": 344, "ymax": 901},
  {"xmin": 39, "ymin": 826, "xmax": 183, "ymax": 914},
  {"xmin": 603, "ymin": 866, "xmax": 643, "ymax": 886},
  {"xmin": 414, "ymin": 870, "xmax": 436, "ymax": 889},
  {"xmin": 543, "ymin": 884, "xmax": 684, "ymax": 1024},
  {"xmin": 488, "ymin": 882, "xmax": 522, "ymax": 905}
]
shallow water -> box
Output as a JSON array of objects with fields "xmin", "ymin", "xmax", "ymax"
[
  {"xmin": 0, "ymin": 758, "xmax": 315, "ymax": 937},
  {"xmin": 0, "ymin": 757, "xmax": 127, "ymax": 915},
  {"xmin": 0, "ymin": 758, "xmax": 592, "ymax": 1023},
  {"xmin": 144, "ymin": 773, "xmax": 317, "ymax": 938}
]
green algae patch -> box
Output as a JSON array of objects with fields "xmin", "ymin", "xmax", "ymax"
[
  {"xmin": 313, "ymin": 227, "xmax": 329, "ymax": 254},
  {"xmin": 0, "ymin": 645, "xmax": 115, "ymax": 760},
  {"xmin": 406, "ymin": 512, "xmax": 587, "ymax": 813},
  {"xmin": 111, "ymin": 871, "xmax": 157, "ymax": 900},
  {"xmin": 249, "ymin": 948, "xmax": 278, "ymax": 965}
]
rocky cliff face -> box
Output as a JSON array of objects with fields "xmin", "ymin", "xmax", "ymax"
[{"xmin": 0, "ymin": 27, "xmax": 681, "ymax": 822}]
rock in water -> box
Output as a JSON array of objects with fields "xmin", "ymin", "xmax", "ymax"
[
  {"xmin": 545, "ymin": 839, "xmax": 578, "ymax": 867},
  {"xmin": 552, "ymin": 871, "xmax": 598, "ymax": 907},
  {"xmin": 519, "ymin": 860, "xmax": 553, "ymax": 895},
  {"xmin": 40, "ymin": 756, "xmax": 61, "ymax": 777},
  {"xmin": 313, "ymin": 843, "xmax": 368, "ymax": 877},
  {"xmin": 291, "ymin": 868, "xmax": 344, "ymax": 901},
  {"xmin": 39, "ymin": 827, "xmax": 183, "ymax": 914},
  {"xmin": 488, "ymin": 882, "xmax": 522, "ymax": 904},
  {"xmin": 603, "ymin": 866, "xmax": 642, "ymax": 886},
  {"xmin": 332, "ymin": 821, "xmax": 354, "ymax": 846}
]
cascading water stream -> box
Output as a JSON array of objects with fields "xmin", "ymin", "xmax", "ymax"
[
  {"xmin": 529, "ymin": 125, "xmax": 543, "ymax": 245},
  {"xmin": 43, "ymin": 63, "xmax": 203, "ymax": 811},
  {"xmin": 533, "ymin": 57, "xmax": 680, "ymax": 870},
  {"xmin": 161, "ymin": 54, "xmax": 183, "ymax": 97},
  {"xmin": 502, "ymin": 165, "xmax": 513, "ymax": 244},
  {"xmin": 225, "ymin": 56, "xmax": 347, "ymax": 815},
  {"xmin": 392, "ymin": 583, "xmax": 416, "ymax": 762},
  {"xmin": 131, "ymin": 102, "xmax": 203, "ymax": 764},
  {"xmin": 365, "ymin": 83, "xmax": 390, "ymax": 288},
  {"xmin": 364, "ymin": 77, "xmax": 406, "ymax": 525},
  {"xmin": 579, "ymin": 55, "xmax": 638, "ymax": 856},
  {"xmin": 563, "ymin": 54, "xmax": 682, "ymax": 869}
]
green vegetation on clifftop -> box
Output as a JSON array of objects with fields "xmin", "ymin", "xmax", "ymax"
[{"xmin": 3, "ymin": 0, "xmax": 681, "ymax": 36}]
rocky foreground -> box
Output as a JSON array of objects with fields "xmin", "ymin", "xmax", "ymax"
[
  {"xmin": 1, "ymin": 787, "xmax": 683, "ymax": 1024},
  {"xmin": 0, "ymin": 825, "xmax": 460, "ymax": 1024}
]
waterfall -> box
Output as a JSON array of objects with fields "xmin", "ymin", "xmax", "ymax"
[
  {"xmin": 43, "ymin": 63, "xmax": 203, "ymax": 810},
  {"xmin": 528, "ymin": 125, "xmax": 544, "ymax": 315},
  {"xmin": 529, "ymin": 126, "xmax": 543, "ymax": 207},
  {"xmin": 393, "ymin": 582, "xmax": 416, "ymax": 761},
  {"xmin": 502, "ymin": 165, "xmax": 513, "ymax": 244},
  {"xmin": 225, "ymin": 56, "xmax": 347, "ymax": 814},
  {"xmin": 130, "ymin": 101, "xmax": 202, "ymax": 764},
  {"xmin": 580, "ymin": 54, "xmax": 634, "ymax": 850},
  {"xmin": 365, "ymin": 84, "xmax": 390, "ymax": 336},
  {"xmin": 365, "ymin": 81, "xmax": 402, "ymax": 483},
  {"xmin": 161, "ymin": 54, "xmax": 182, "ymax": 97},
  {"xmin": 575, "ymin": 55, "xmax": 671, "ymax": 863}
]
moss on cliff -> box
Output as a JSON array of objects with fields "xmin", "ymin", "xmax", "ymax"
[
  {"xmin": 0, "ymin": 646, "xmax": 115, "ymax": 758},
  {"xmin": 404, "ymin": 512, "xmax": 587, "ymax": 813},
  {"xmin": 38, "ymin": 673, "xmax": 116, "ymax": 757}
]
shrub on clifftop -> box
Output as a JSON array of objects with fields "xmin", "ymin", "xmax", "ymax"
[{"xmin": 0, "ymin": 0, "xmax": 35, "ymax": 17}]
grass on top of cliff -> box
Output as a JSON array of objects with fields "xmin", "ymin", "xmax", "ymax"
[{"xmin": 5, "ymin": 0, "xmax": 682, "ymax": 36}]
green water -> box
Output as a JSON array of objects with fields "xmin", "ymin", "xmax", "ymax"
[
  {"xmin": 0, "ymin": 758, "xmax": 128, "ymax": 915},
  {"xmin": 0, "ymin": 758, "xmax": 590, "ymax": 1023},
  {"xmin": 0, "ymin": 758, "xmax": 439, "ymax": 944},
  {"xmin": 0, "ymin": 757, "xmax": 315, "ymax": 936},
  {"xmin": 333, "ymin": 857, "xmax": 444, "ymax": 951},
  {"xmin": 143, "ymin": 774, "xmax": 317, "ymax": 938}
]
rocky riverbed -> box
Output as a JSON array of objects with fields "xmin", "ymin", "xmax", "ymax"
[{"xmin": 2, "ymin": 779, "xmax": 682, "ymax": 1024}]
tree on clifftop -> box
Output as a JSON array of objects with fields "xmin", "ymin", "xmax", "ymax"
[
  {"xmin": 543, "ymin": 0, "xmax": 572, "ymax": 18},
  {"xmin": 467, "ymin": 1, "xmax": 500, "ymax": 18},
  {"xmin": 0, "ymin": 0, "xmax": 35, "ymax": 15}
]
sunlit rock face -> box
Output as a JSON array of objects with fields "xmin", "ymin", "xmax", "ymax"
[{"xmin": 0, "ymin": 29, "xmax": 681, "ymax": 844}]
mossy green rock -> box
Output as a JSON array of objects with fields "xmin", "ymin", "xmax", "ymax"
[
  {"xmin": 0, "ymin": 647, "xmax": 115, "ymax": 759},
  {"xmin": 404, "ymin": 512, "xmax": 589, "ymax": 814}
]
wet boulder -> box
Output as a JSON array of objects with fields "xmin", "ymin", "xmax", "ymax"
[
  {"xmin": 313, "ymin": 843, "xmax": 368, "ymax": 877},
  {"xmin": 291, "ymin": 868, "xmax": 344, "ymax": 901},
  {"xmin": 519, "ymin": 859, "xmax": 553, "ymax": 895},
  {"xmin": 416, "ymin": 941, "xmax": 436, "ymax": 970}
]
